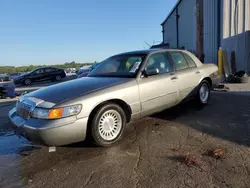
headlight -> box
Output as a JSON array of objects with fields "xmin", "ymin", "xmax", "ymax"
[{"xmin": 32, "ymin": 104, "xmax": 82, "ymax": 119}]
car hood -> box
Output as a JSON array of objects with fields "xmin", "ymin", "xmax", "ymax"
[
  {"xmin": 15, "ymin": 75, "xmax": 25, "ymax": 80},
  {"xmin": 25, "ymin": 77, "xmax": 133, "ymax": 105}
]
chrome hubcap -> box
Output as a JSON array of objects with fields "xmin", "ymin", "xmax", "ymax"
[
  {"xmin": 98, "ymin": 110, "xmax": 122, "ymax": 141},
  {"xmin": 56, "ymin": 76, "xmax": 61, "ymax": 81},
  {"xmin": 199, "ymin": 83, "xmax": 209, "ymax": 103},
  {"xmin": 25, "ymin": 79, "xmax": 31, "ymax": 84}
]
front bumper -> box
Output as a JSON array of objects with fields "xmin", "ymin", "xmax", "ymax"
[{"xmin": 9, "ymin": 108, "xmax": 88, "ymax": 146}]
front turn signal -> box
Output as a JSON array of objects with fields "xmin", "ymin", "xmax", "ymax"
[{"xmin": 48, "ymin": 108, "xmax": 64, "ymax": 119}]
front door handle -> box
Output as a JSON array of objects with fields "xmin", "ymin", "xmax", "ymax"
[
  {"xmin": 196, "ymin": 71, "xmax": 200, "ymax": 74},
  {"xmin": 171, "ymin": 76, "xmax": 178, "ymax": 80}
]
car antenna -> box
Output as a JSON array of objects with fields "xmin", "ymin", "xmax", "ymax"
[{"xmin": 144, "ymin": 41, "xmax": 151, "ymax": 48}]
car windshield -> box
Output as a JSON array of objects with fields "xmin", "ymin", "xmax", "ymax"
[{"xmin": 88, "ymin": 54, "xmax": 146, "ymax": 78}]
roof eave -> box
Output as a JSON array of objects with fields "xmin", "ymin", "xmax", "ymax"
[{"xmin": 161, "ymin": 0, "xmax": 182, "ymax": 26}]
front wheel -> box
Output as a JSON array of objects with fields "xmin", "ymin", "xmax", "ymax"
[
  {"xmin": 196, "ymin": 80, "xmax": 210, "ymax": 104},
  {"xmin": 90, "ymin": 103, "xmax": 126, "ymax": 147},
  {"xmin": 24, "ymin": 79, "xmax": 31, "ymax": 85}
]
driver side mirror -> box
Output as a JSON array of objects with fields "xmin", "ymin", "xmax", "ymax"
[{"xmin": 142, "ymin": 68, "xmax": 159, "ymax": 77}]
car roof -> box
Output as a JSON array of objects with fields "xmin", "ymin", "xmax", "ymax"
[{"xmin": 112, "ymin": 48, "xmax": 185, "ymax": 57}]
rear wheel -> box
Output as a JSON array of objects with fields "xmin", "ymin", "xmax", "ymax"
[
  {"xmin": 196, "ymin": 80, "xmax": 210, "ymax": 105},
  {"xmin": 90, "ymin": 103, "xmax": 126, "ymax": 147},
  {"xmin": 24, "ymin": 79, "xmax": 31, "ymax": 85}
]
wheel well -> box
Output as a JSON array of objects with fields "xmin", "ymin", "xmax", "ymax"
[
  {"xmin": 88, "ymin": 99, "xmax": 132, "ymax": 126},
  {"xmin": 203, "ymin": 77, "xmax": 212, "ymax": 87}
]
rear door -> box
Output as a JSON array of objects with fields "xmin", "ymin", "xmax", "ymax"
[
  {"xmin": 169, "ymin": 51, "xmax": 202, "ymax": 102},
  {"xmin": 44, "ymin": 68, "xmax": 56, "ymax": 80},
  {"xmin": 182, "ymin": 51, "xmax": 203, "ymax": 84},
  {"xmin": 137, "ymin": 51, "xmax": 178, "ymax": 116}
]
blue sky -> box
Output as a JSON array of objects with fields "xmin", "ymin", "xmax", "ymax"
[{"xmin": 0, "ymin": 0, "xmax": 177, "ymax": 66}]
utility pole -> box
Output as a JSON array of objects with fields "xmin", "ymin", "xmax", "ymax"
[{"xmin": 196, "ymin": 0, "xmax": 204, "ymax": 62}]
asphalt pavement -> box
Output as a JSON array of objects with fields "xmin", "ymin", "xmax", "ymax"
[{"xmin": 0, "ymin": 83, "xmax": 250, "ymax": 188}]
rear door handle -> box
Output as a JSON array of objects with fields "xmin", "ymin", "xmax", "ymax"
[
  {"xmin": 171, "ymin": 76, "xmax": 178, "ymax": 80},
  {"xmin": 196, "ymin": 71, "xmax": 200, "ymax": 74}
]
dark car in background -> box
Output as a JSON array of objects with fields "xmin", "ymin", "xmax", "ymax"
[
  {"xmin": 0, "ymin": 74, "xmax": 11, "ymax": 82},
  {"xmin": 8, "ymin": 73, "xmax": 22, "ymax": 81},
  {"xmin": 14, "ymin": 67, "xmax": 66, "ymax": 85},
  {"xmin": 76, "ymin": 68, "xmax": 90, "ymax": 77},
  {"xmin": 77, "ymin": 63, "xmax": 101, "ymax": 78}
]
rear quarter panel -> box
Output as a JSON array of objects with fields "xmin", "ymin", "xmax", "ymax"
[
  {"xmin": 59, "ymin": 69, "xmax": 66, "ymax": 77},
  {"xmin": 185, "ymin": 50, "xmax": 220, "ymax": 85},
  {"xmin": 198, "ymin": 64, "xmax": 220, "ymax": 86}
]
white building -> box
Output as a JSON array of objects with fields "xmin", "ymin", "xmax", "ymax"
[{"xmin": 161, "ymin": 0, "xmax": 250, "ymax": 73}]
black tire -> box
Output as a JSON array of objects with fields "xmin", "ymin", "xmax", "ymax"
[
  {"xmin": 196, "ymin": 80, "xmax": 211, "ymax": 105},
  {"xmin": 24, "ymin": 79, "xmax": 31, "ymax": 85},
  {"xmin": 55, "ymin": 75, "xmax": 62, "ymax": 82},
  {"xmin": 90, "ymin": 103, "xmax": 126, "ymax": 147}
]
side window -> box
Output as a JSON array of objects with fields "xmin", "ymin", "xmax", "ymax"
[
  {"xmin": 34, "ymin": 69, "xmax": 44, "ymax": 75},
  {"xmin": 169, "ymin": 52, "xmax": 189, "ymax": 70},
  {"xmin": 40, "ymin": 69, "xmax": 45, "ymax": 74},
  {"xmin": 34, "ymin": 70, "xmax": 40, "ymax": 75},
  {"xmin": 182, "ymin": 53, "xmax": 197, "ymax": 68},
  {"xmin": 145, "ymin": 52, "xmax": 174, "ymax": 74},
  {"xmin": 45, "ymin": 68, "xmax": 55, "ymax": 73}
]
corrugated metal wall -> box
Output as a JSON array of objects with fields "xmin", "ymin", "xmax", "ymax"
[
  {"xmin": 245, "ymin": 0, "xmax": 250, "ymax": 31},
  {"xmin": 162, "ymin": 0, "xmax": 250, "ymax": 72},
  {"xmin": 163, "ymin": 11, "xmax": 177, "ymax": 47},
  {"xmin": 203, "ymin": 0, "xmax": 218, "ymax": 64},
  {"xmin": 178, "ymin": 0, "xmax": 196, "ymax": 51},
  {"xmin": 162, "ymin": 0, "xmax": 196, "ymax": 50},
  {"xmin": 221, "ymin": 0, "xmax": 250, "ymax": 73},
  {"xmin": 245, "ymin": 0, "xmax": 250, "ymax": 73}
]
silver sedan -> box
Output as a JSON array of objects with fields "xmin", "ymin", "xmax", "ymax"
[{"xmin": 9, "ymin": 49, "xmax": 220, "ymax": 147}]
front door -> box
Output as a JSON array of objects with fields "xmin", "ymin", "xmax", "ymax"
[
  {"xmin": 30, "ymin": 69, "xmax": 45, "ymax": 83},
  {"xmin": 137, "ymin": 51, "xmax": 178, "ymax": 117}
]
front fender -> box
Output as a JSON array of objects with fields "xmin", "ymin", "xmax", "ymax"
[{"xmin": 75, "ymin": 80, "xmax": 141, "ymax": 119}]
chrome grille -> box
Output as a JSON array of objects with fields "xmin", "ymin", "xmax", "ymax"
[{"xmin": 16, "ymin": 101, "xmax": 32, "ymax": 119}]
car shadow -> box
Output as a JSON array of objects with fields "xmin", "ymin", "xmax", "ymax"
[
  {"xmin": 63, "ymin": 140, "xmax": 98, "ymax": 148},
  {"xmin": 152, "ymin": 91, "xmax": 250, "ymax": 147}
]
